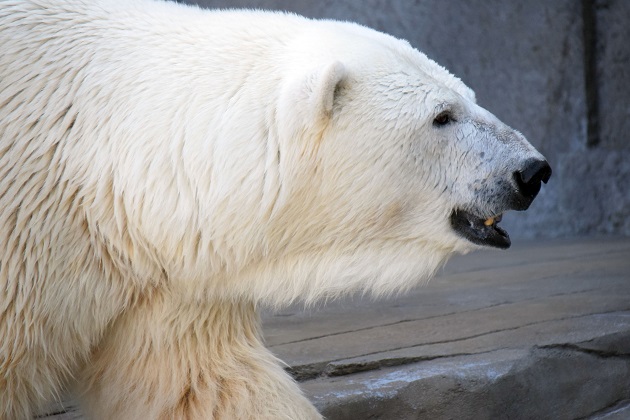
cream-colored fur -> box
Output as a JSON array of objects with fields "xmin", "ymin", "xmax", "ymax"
[
  {"xmin": 81, "ymin": 298, "xmax": 319, "ymax": 419},
  {"xmin": 0, "ymin": 0, "xmax": 546, "ymax": 418}
]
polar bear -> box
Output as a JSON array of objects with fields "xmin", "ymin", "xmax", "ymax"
[{"xmin": 0, "ymin": 0, "xmax": 551, "ymax": 419}]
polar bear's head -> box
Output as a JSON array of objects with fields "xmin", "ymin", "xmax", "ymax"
[
  {"xmin": 259, "ymin": 22, "xmax": 551, "ymax": 301},
  {"xmin": 277, "ymin": 25, "xmax": 551, "ymax": 252}
]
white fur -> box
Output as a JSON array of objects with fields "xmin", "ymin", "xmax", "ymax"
[{"xmin": 0, "ymin": 0, "xmax": 545, "ymax": 418}]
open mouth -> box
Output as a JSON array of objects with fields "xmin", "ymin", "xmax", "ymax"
[{"xmin": 450, "ymin": 209, "xmax": 511, "ymax": 249}]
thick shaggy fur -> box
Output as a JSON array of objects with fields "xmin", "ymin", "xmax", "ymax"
[{"xmin": 0, "ymin": 0, "xmax": 547, "ymax": 418}]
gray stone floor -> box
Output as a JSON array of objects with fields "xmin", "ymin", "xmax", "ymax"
[{"xmin": 40, "ymin": 237, "xmax": 630, "ymax": 419}]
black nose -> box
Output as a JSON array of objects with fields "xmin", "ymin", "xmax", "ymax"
[{"xmin": 513, "ymin": 158, "xmax": 552, "ymax": 206}]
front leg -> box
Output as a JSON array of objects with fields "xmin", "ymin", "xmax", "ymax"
[{"xmin": 78, "ymin": 297, "xmax": 321, "ymax": 420}]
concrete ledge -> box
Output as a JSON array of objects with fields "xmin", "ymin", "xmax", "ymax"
[{"xmin": 306, "ymin": 334, "xmax": 630, "ymax": 419}]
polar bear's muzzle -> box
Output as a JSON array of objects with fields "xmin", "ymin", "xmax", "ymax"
[{"xmin": 450, "ymin": 157, "xmax": 552, "ymax": 249}]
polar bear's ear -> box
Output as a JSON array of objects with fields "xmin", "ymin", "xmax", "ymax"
[
  {"xmin": 309, "ymin": 61, "xmax": 347, "ymax": 118},
  {"xmin": 279, "ymin": 61, "xmax": 347, "ymax": 131}
]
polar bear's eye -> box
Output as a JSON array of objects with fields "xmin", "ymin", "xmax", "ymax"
[{"xmin": 433, "ymin": 111, "xmax": 453, "ymax": 127}]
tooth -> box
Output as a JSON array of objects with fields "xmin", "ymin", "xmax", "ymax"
[{"xmin": 484, "ymin": 217, "xmax": 495, "ymax": 226}]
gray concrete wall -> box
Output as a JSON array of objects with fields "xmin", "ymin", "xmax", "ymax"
[{"xmin": 179, "ymin": 0, "xmax": 629, "ymax": 239}]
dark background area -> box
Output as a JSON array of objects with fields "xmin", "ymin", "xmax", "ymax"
[{"xmin": 179, "ymin": 0, "xmax": 630, "ymax": 239}]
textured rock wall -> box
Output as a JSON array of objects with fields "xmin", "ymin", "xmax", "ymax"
[{"xmin": 180, "ymin": 0, "xmax": 629, "ymax": 238}]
